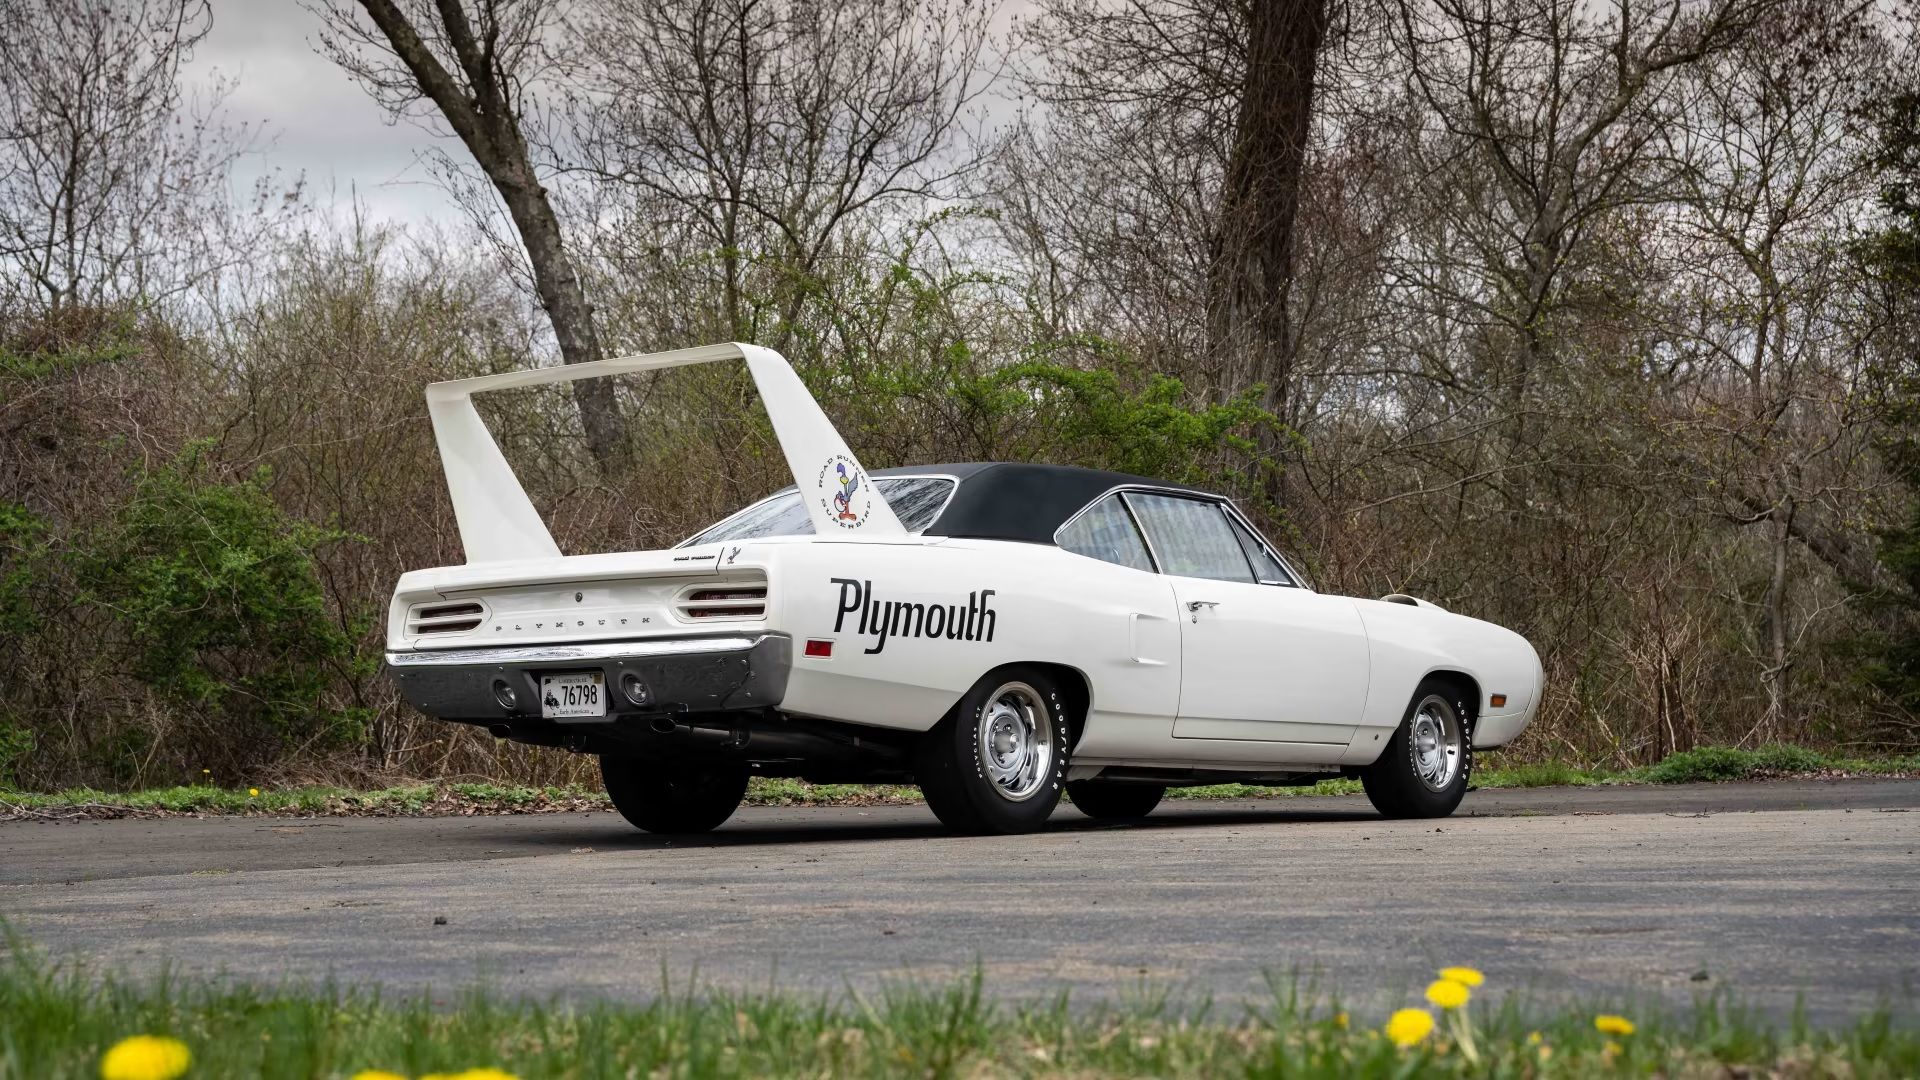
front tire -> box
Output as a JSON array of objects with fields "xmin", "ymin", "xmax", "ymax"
[
  {"xmin": 1067, "ymin": 780, "xmax": 1164, "ymax": 821},
  {"xmin": 1361, "ymin": 681, "xmax": 1474, "ymax": 819},
  {"xmin": 915, "ymin": 667, "xmax": 1072, "ymax": 834},
  {"xmin": 599, "ymin": 755, "xmax": 750, "ymax": 834}
]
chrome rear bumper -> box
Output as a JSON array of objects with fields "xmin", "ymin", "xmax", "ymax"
[{"xmin": 385, "ymin": 633, "xmax": 791, "ymax": 722}]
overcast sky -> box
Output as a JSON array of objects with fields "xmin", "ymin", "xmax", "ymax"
[
  {"xmin": 188, "ymin": 0, "xmax": 1030, "ymax": 231},
  {"xmin": 191, "ymin": 0, "xmax": 459, "ymax": 226}
]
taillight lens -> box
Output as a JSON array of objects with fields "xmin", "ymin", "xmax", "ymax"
[{"xmin": 681, "ymin": 588, "xmax": 766, "ymax": 619}]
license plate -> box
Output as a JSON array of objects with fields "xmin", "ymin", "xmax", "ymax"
[{"xmin": 540, "ymin": 672, "xmax": 605, "ymax": 719}]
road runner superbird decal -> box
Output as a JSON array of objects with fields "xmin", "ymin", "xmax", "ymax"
[
  {"xmin": 815, "ymin": 454, "xmax": 872, "ymax": 529},
  {"xmin": 831, "ymin": 578, "xmax": 998, "ymax": 655}
]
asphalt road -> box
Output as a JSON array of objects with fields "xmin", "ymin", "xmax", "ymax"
[{"xmin": 4, "ymin": 781, "xmax": 1917, "ymax": 1023}]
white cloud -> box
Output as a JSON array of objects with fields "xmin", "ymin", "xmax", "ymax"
[{"xmin": 190, "ymin": 0, "xmax": 460, "ymax": 226}]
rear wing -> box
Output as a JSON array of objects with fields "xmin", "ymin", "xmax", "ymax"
[{"xmin": 425, "ymin": 342, "xmax": 904, "ymax": 563}]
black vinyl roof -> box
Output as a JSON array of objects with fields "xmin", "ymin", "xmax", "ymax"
[{"xmin": 876, "ymin": 462, "xmax": 1217, "ymax": 544}]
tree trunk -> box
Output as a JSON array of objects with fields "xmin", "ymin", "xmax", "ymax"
[
  {"xmin": 1760, "ymin": 501, "xmax": 1794, "ymax": 743},
  {"xmin": 1205, "ymin": 0, "xmax": 1329, "ymax": 421},
  {"xmin": 348, "ymin": 0, "xmax": 630, "ymax": 475},
  {"xmin": 490, "ymin": 162, "xmax": 630, "ymax": 473}
]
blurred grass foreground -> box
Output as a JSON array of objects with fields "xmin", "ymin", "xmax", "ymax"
[{"xmin": 1, "ymin": 939, "xmax": 1915, "ymax": 1078}]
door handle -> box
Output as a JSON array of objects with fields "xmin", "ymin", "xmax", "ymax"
[{"xmin": 1186, "ymin": 600, "xmax": 1218, "ymax": 622}]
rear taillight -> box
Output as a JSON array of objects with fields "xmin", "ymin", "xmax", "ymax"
[
  {"xmin": 676, "ymin": 586, "xmax": 767, "ymax": 619},
  {"xmin": 407, "ymin": 600, "xmax": 486, "ymax": 635}
]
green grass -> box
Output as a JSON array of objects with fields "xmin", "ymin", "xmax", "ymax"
[
  {"xmin": 1158, "ymin": 777, "xmax": 1366, "ymax": 799},
  {"xmin": 1631, "ymin": 746, "xmax": 1920, "ymax": 785},
  {"xmin": 1, "ymin": 941, "xmax": 1915, "ymax": 1079},
  {"xmin": 0, "ymin": 783, "xmax": 595, "ymax": 817},
  {"xmin": 4, "ymin": 747, "xmax": 1915, "ymax": 821}
]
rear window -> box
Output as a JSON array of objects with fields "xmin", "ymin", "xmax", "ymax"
[{"xmin": 681, "ymin": 476, "xmax": 955, "ymax": 545}]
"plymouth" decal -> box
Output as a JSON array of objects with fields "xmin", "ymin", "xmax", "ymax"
[{"xmin": 831, "ymin": 578, "xmax": 998, "ymax": 655}]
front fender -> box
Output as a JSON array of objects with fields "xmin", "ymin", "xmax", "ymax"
[{"xmin": 1341, "ymin": 599, "xmax": 1540, "ymax": 762}]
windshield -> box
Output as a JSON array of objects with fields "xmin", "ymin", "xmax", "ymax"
[{"xmin": 681, "ymin": 476, "xmax": 956, "ymax": 545}]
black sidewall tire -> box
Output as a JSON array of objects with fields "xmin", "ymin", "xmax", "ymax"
[
  {"xmin": 1362, "ymin": 682, "xmax": 1474, "ymax": 819},
  {"xmin": 917, "ymin": 667, "xmax": 1072, "ymax": 835},
  {"xmin": 600, "ymin": 755, "xmax": 750, "ymax": 834}
]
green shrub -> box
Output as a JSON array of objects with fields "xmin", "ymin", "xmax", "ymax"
[
  {"xmin": 0, "ymin": 308, "xmax": 140, "ymax": 382},
  {"xmin": 1749, "ymin": 744, "xmax": 1830, "ymax": 774},
  {"xmin": 1641, "ymin": 747, "xmax": 1758, "ymax": 784},
  {"xmin": 0, "ymin": 719, "xmax": 32, "ymax": 788},
  {"xmin": 1642, "ymin": 745, "xmax": 1836, "ymax": 783},
  {"xmin": 0, "ymin": 502, "xmax": 49, "ymax": 646},
  {"xmin": 970, "ymin": 352, "xmax": 1290, "ymax": 489},
  {"xmin": 72, "ymin": 446, "xmax": 370, "ymax": 771}
]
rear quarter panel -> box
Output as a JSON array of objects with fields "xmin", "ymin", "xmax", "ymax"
[{"xmin": 763, "ymin": 538, "xmax": 1181, "ymax": 736}]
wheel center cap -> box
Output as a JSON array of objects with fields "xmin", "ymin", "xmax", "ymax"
[{"xmin": 992, "ymin": 722, "xmax": 1018, "ymax": 758}]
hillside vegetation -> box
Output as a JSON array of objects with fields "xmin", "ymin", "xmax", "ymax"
[{"xmin": 3, "ymin": 0, "xmax": 1919, "ymax": 791}]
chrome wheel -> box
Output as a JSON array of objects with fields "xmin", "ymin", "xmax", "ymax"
[
  {"xmin": 978, "ymin": 680, "xmax": 1055, "ymax": 801},
  {"xmin": 1407, "ymin": 694, "xmax": 1464, "ymax": 792}
]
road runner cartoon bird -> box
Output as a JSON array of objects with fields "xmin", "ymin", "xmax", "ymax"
[{"xmin": 834, "ymin": 462, "xmax": 860, "ymax": 520}]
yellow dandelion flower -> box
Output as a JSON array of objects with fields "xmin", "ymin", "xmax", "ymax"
[
  {"xmin": 1438, "ymin": 965, "xmax": 1485, "ymax": 987},
  {"xmin": 1424, "ymin": 977, "xmax": 1471, "ymax": 1010},
  {"xmin": 99, "ymin": 1035, "xmax": 191, "ymax": 1080},
  {"xmin": 350, "ymin": 1072, "xmax": 408, "ymax": 1080},
  {"xmin": 1384, "ymin": 1007, "xmax": 1435, "ymax": 1048},
  {"xmin": 248, "ymin": 788, "xmax": 260, "ymax": 797},
  {"xmin": 1333, "ymin": 1011, "xmax": 1349, "ymax": 1029},
  {"xmin": 1538, "ymin": 1044, "xmax": 1554, "ymax": 1062},
  {"xmin": 1594, "ymin": 1014, "xmax": 1636, "ymax": 1037},
  {"xmin": 454, "ymin": 1070, "xmax": 519, "ymax": 1080},
  {"xmin": 1526, "ymin": 1031, "xmax": 1542, "ymax": 1045}
]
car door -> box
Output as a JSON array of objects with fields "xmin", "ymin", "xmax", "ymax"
[
  {"xmin": 1124, "ymin": 492, "xmax": 1371, "ymax": 746},
  {"xmin": 1051, "ymin": 493, "xmax": 1183, "ymax": 755}
]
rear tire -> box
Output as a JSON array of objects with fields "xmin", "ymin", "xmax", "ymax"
[
  {"xmin": 599, "ymin": 755, "xmax": 749, "ymax": 834},
  {"xmin": 1362, "ymin": 680, "xmax": 1474, "ymax": 819},
  {"xmin": 915, "ymin": 667, "xmax": 1072, "ymax": 834},
  {"xmin": 1066, "ymin": 780, "xmax": 1164, "ymax": 821}
]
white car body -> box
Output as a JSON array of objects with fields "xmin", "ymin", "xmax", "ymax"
[{"xmin": 385, "ymin": 343, "xmax": 1541, "ymax": 801}]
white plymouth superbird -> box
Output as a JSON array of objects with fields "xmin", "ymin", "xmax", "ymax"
[{"xmin": 387, "ymin": 343, "xmax": 1543, "ymax": 834}]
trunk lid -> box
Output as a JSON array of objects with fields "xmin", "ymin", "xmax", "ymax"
[{"xmin": 387, "ymin": 544, "xmax": 770, "ymax": 651}]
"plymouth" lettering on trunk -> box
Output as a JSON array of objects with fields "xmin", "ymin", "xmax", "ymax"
[{"xmin": 831, "ymin": 578, "xmax": 997, "ymax": 655}]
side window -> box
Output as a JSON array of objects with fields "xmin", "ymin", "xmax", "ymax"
[
  {"xmin": 1226, "ymin": 512, "xmax": 1295, "ymax": 586},
  {"xmin": 683, "ymin": 491, "xmax": 812, "ymax": 545},
  {"xmin": 682, "ymin": 476, "xmax": 954, "ymax": 545},
  {"xmin": 872, "ymin": 477, "xmax": 956, "ymax": 531},
  {"xmin": 1056, "ymin": 494, "xmax": 1155, "ymax": 572},
  {"xmin": 1125, "ymin": 494, "xmax": 1255, "ymax": 583}
]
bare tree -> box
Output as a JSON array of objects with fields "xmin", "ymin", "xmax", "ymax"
[
  {"xmin": 1010, "ymin": 0, "xmax": 1253, "ymax": 387},
  {"xmin": 314, "ymin": 0, "xmax": 630, "ymax": 472},
  {"xmin": 1207, "ymin": 0, "xmax": 1331, "ymax": 417},
  {"xmin": 1390, "ymin": 0, "xmax": 1780, "ymax": 394},
  {"xmin": 564, "ymin": 0, "xmax": 993, "ymax": 347},
  {"xmin": 0, "ymin": 0, "xmax": 254, "ymax": 313},
  {"xmin": 1659, "ymin": 0, "xmax": 1888, "ymax": 739}
]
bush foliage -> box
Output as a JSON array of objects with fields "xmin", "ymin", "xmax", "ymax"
[
  {"xmin": 1, "ymin": 318, "xmax": 377, "ymax": 786},
  {"xmin": 74, "ymin": 448, "xmax": 369, "ymax": 759},
  {"xmin": 3, "ymin": 10, "xmax": 1920, "ymax": 788}
]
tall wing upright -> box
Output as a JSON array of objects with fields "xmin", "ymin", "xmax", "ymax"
[{"xmin": 424, "ymin": 342, "xmax": 905, "ymax": 564}]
